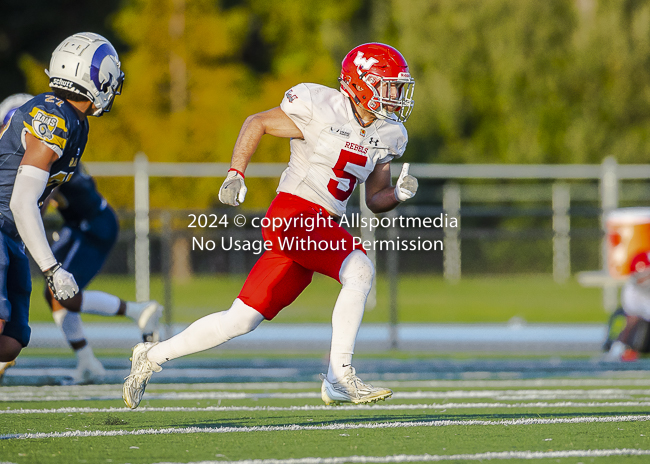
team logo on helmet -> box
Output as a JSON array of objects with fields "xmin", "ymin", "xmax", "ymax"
[
  {"xmin": 90, "ymin": 43, "xmax": 120, "ymax": 94},
  {"xmin": 353, "ymin": 52, "xmax": 378, "ymax": 72}
]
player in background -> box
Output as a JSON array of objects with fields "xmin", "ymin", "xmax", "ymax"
[
  {"xmin": 0, "ymin": 94, "xmax": 163, "ymax": 384},
  {"xmin": 0, "ymin": 32, "xmax": 124, "ymax": 379},
  {"xmin": 605, "ymin": 252, "xmax": 650, "ymax": 361},
  {"xmin": 124, "ymin": 42, "xmax": 418, "ymax": 408}
]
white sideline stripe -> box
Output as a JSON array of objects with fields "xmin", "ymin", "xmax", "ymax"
[
  {"xmin": 151, "ymin": 449, "xmax": 650, "ymax": 464},
  {"xmin": 4, "ymin": 377, "xmax": 650, "ymax": 394},
  {"xmin": 4, "ymin": 401, "xmax": 650, "ymax": 415},
  {"xmin": 3, "ymin": 414, "xmax": 650, "ymax": 440},
  {"xmin": 4, "ymin": 388, "xmax": 650, "ymax": 402}
]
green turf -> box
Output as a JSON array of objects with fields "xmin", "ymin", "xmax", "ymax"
[
  {"xmin": 1, "ymin": 380, "xmax": 649, "ymax": 464},
  {"xmin": 29, "ymin": 273, "xmax": 607, "ymax": 324}
]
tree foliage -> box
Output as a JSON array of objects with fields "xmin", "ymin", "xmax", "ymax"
[{"xmin": 4, "ymin": 0, "xmax": 650, "ymax": 209}]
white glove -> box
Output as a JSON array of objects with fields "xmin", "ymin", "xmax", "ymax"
[
  {"xmin": 394, "ymin": 163, "xmax": 418, "ymax": 202},
  {"xmin": 44, "ymin": 263, "xmax": 79, "ymax": 301},
  {"xmin": 219, "ymin": 169, "xmax": 247, "ymax": 206}
]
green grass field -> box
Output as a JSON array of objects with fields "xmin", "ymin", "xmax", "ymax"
[
  {"xmin": 7, "ymin": 273, "xmax": 641, "ymax": 463},
  {"xmin": 29, "ymin": 273, "xmax": 608, "ymax": 324},
  {"xmin": 2, "ymin": 377, "xmax": 650, "ymax": 463}
]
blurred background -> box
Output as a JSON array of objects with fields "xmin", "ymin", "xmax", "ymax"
[{"xmin": 5, "ymin": 0, "xmax": 650, "ymax": 343}]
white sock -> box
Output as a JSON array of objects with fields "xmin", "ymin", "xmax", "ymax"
[
  {"xmin": 80, "ymin": 291, "xmax": 121, "ymax": 316},
  {"xmin": 75, "ymin": 344, "xmax": 96, "ymax": 364},
  {"xmin": 327, "ymin": 288, "xmax": 366, "ymax": 382},
  {"xmin": 52, "ymin": 309, "xmax": 86, "ymax": 345},
  {"xmin": 147, "ymin": 298, "xmax": 264, "ymax": 365},
  {"xmin": 125, "ymin": 301, "xmax": 147, "ymax": 321},
  {"xmin": 327, "ymin": 251, "xmax": 374, "ymax": 383}
]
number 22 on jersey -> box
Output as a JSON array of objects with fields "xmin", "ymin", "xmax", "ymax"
[{"xmin": 327, "ymin": 149, "xmax": 367, "ymax": 201}]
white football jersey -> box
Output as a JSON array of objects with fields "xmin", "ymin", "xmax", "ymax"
[{"xmin": 278, "ymin": 83, "xmax": 408, "ymax": 217}]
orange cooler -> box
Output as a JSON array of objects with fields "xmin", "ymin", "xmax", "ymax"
[{"xmin": 606, "ymin": 208, "xmax": 650, "ymax": 278}]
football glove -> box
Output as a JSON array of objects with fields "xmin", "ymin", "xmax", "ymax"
[
  {"xmin": 43, "ymin": 263, "xmax": 79, "ymax": 301},
  {"xmin": 394, "ymin": 163, "xmax": 418, "ymax": 202},
  {"xmin": 219, "ymin": 169, "xmax": 247, "ymax": 206}
]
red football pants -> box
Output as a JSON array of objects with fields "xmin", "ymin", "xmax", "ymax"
[{"xmin": 238, "ymin": 192, "xmax": 365, "ymax": 320}]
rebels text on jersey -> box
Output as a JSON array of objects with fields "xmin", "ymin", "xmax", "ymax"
[
  {"xmin": 278, "ymin": 83, "xmax": 408, "ymax": 217},
  {"xmin": 0, "ymin": 93, "xmax": 88, "ymax": 237}
]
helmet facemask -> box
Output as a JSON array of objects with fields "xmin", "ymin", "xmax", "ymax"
[
  {"xmin": 363, "ymin": 73, "xmax": 414, "ymax": 123},
  {"xmin": 90, "ymin": 68, "xmax": 124, "ymax": 116}
]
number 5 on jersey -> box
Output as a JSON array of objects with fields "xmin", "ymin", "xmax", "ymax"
[{"xmin": 327, "ymin": 149, "xmax": 367, "ymax": 201}]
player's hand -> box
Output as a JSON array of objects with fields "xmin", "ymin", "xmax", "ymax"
[
  {"xmin": 394, "ymin": 163, "xmax": 418, "ymax": 202},
  {"xmin": 219, "ymin": 169, "xmax": 247, "ymax": 206},
  {"xmin": 43, "ymin": 263, "xmax": 79, "ymax": 301},
  {"xmin": 0, "ymin": 318, "xmax": 5, "ymax": 333}
]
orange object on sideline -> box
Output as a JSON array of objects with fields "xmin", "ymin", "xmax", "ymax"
[{"xmin": 606, "ymin": 208, "xmax": 650, "ymax": 279}]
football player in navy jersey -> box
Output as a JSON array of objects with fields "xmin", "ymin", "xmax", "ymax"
[
  {"xmin": 0, "ymin": 33, "xmax": 124, "ymax": 372},
  {"xmin": 0, "ymin": 94, "xmax": 162, "ymax": 384},
  {"xmin": 47, "ymin": 163, "xmax": 162, "ymax": 384}
]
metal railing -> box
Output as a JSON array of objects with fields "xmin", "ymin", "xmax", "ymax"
[{"xmin": 84, "ymin": 155, "xmax": 642, "ymax": 319}]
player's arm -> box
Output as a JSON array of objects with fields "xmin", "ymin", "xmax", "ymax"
[
  {"xmin": 365, "ymin": 162, "xmax": 418, "ymax": 214},
  {"xmin": 230, "ymin": 107, "xmax": 303, "ymax": 173},
  {"xmin": 9, "ymin": 133, "xmax": 78, "ymax": 300},
  {"xmin": 220, "ymin": 107, "xmax": 303, "ymax": 206}
]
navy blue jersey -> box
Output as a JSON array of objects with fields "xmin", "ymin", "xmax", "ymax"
[
  {"xmin": 0, "ymin": 93, "xmax": 88, "ymax": 237},
  {"xmin": 55, "ymin": 164, "xmax": 105, "ymax": 224}
]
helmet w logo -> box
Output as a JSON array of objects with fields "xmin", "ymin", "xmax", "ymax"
[{"xmin": 353, "ymin": 52, "xmax": 378, "ymax": 71}]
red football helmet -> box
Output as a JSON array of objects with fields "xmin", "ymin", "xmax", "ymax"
[{"xmin": 339, "ymin": 43, "xmax": 415, "ymax": 123}]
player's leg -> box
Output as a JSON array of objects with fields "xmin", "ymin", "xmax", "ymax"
[
  {"xmin": 47, "ymin": 226, "xmax": 105, "ymax": 383},
  {"xmin": 79, "ymin": 291, "xmax": 163, "ymax": 343},
  {"xmin": 122, "ymin": 298, "xmax": 265, "ymax": 408},
  {"xmin": 319, "ymin": 250, "xmax": 391, "ymax": 404},
  {"xmin": 0, "ymin": 232, "xmax": 32, "ymax": 377},
  {"xmin": 70, "ymin": 208, "xmax": 163, "ymax": 341},
  {"xmin": 123, "ymin": 251, "xmax": 313, "ymax": 409},
  {"xmin": 53, "ymin": 210, "xmax": 163, "ymax": 340},
  {"xmin": 263, "ymin": 194, "xmax": 392, "ymax": 404}
]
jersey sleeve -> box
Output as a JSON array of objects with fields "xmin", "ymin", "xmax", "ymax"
[
  {"xmin": 377, "ymin": 125, "xmax": 408, "ymax": 164},
  {"xmin": 21, "ymin": 101, "xmax": 69, "ymax": 158},
  {"xmin": 280, "ymin": 83, "xmax": 314, "ymax": 134}
]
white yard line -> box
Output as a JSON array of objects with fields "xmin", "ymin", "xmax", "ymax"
[
  {"xmin": 150, "ymin": 448, "xmax": 650, "ymax": 464},
  {"xmin": 2, "ymin": 414, "xmax": 650, "ymax": 440},
  {"xmin": 3, "ymin": 401, "xmax": 650, "ymax": 415}
]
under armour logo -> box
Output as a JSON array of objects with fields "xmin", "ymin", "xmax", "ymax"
[
  {"xmin": 368, "ymin": 137, "xmax": 379, "ymax": 146},
  {"xmin": 354, "ymin": 52, "xmax": 378, "ymax": 71}
]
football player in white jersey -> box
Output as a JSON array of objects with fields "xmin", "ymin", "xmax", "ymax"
[{"xmin": 124, "ymin": 43, "xmax": 418, "ymax": 409}]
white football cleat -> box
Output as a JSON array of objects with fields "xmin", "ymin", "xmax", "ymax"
[
  {"xmin": 0, "ymin": 360, "xmax": 16, "ymax": 380},
  {"xmin": 123, "ymin": 342, "xmax": 161, "ymax": 409},
  {"xmin": 130, "ymin": 301, "xmax": 163, "ymax": 342},
  {"xmin": 320, "ymin": 366, "xmax": 393, "ymax": 405},
  {"xmin": 72, "ymin": 356, "xmax": 107, "ymax": 385}
]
